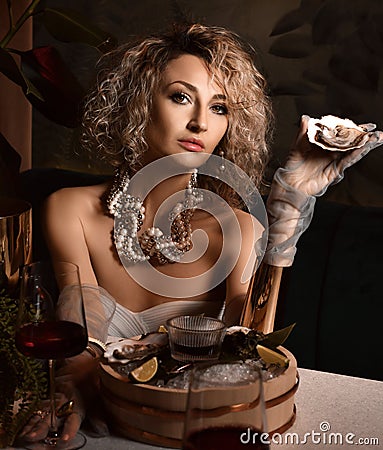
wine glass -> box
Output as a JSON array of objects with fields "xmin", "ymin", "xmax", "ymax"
[
  {"xmin": 15, "ymin": 261, "xmax": 88, "ymax": 449},
  {"xmin": 182, "ymin": 360, "xmax": 270, "ymax": 450}
]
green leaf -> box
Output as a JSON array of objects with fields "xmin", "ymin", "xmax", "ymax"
[
  {"xmin": 0, "ymin": 292, "xmax": 48, "ymax": 446},
  {"xmin": 260, "ymin": 323, "xmax": 296, "ymax": 348},
  {"xmin": 42, "ymin": 8, "xmax": 116, "ymax": 52}
]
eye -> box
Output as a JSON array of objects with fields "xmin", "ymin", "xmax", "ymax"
[
  {"xmin": 170, "ymin": 92, "xmax": 190, "ymax": 105},
  {"xmin": 211, "ymin": 103, "xmax": 228, "ymax": 115}
]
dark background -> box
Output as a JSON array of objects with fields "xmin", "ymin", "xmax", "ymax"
[
  {"xmin": 32, "ymin": 0, "xmax": 383, "ymax": 207},
  {"xmin": 28, "ymin": 0, "xmax": 383, "ymax": 380}
]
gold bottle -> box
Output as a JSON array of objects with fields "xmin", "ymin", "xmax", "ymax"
[{"xmin": 239, "ymin": 261, "xmax": 283, "ymax": 333}]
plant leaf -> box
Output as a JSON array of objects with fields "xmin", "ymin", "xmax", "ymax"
[
  {"xmin": 270, "ymin": 9, "xmax": 306, "ymax": 36},
  {"xmin": 19, "ymin": 46, "xmax": 85, "ymax": 127},
  {"xmin": 270, "ymin": 0, "xmax": 326, "ymax": 36},
  {"xmin": 312, "ymin": 0, "xmax": 367, "ymax": 45},
  {"xmin": 42, "ymin": 7, "xmax": 117, "ymax": 52},
  {"xmin": 270, "ymin": 80, "xmax": 319, "ymax": 96},
  {"xmin": 302, "ymin": 67, "xmax": 329, "ymax": 85},
  {"xmin": 0, "ymin": 132, "xmax": 21, "ymax": 197},
  {"xmin": 359, "ymin": 14, "xmax": 383, "ymax": 58},
  {"xmin": 0, "ymin": 293, "xmax": 47, "ymax": 447},
  {"xmin": 260, "ymin": 323, "xmax": 296, "ymax": 348},
  {"xmin": 269, "ymin": 33, "xmax": 314, "ymax": 58},
  {"xmin": 0, "ymin": 48, "xmax": 45, "ymax": 100},
  {"xmin": 0, "ymin": 47, "xmax": 25, "ymax": 87},
  {"xmin": 329, "ymin": 50, "xmax": 380, "ymax": 91}
]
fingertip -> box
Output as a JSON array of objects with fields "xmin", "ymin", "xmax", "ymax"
[
  {"xmin": 61, "ymin": 412, "xmax": 82, "ymax": 442},
  {"xmin": 372, "ymin": 130, "xmax": 383, "ymax": 143},
  {"xmin": 362, "ymin": 123, "xmax": 376, "ymax": 132},
  {"xmin": 27, "ymin": 431, "xmax": 37, "ymax": 439}
]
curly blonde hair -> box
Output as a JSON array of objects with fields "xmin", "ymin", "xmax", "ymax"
[{"xmin": 82, "ymin": 23, "xmax": 273, "ymax": 203}]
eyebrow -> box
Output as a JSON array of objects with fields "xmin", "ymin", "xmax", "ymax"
[{"xmin": 168, "ymin": 80, "xmax": 227, "ymax": 101}]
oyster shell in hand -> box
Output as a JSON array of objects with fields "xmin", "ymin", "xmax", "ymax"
[
  {"xmin": 104, "ymin": 332, "xmax": 168, "ymax": 364},
  {"xmin": 307, "ymin": 115, "xmax": 372, "ymax": 151}
]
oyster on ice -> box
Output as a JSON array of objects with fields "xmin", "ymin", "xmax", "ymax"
[
  {"xmin": 104, "ymin": 332, "xmax": 168, "ymax": 364},
  {"xmin": 307, "ymin": 115, "xmax": 372, "ymax": 151}
]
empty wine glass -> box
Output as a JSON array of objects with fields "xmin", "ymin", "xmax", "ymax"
[
  {"xmin": 15, "ymin": 261, "xmax": 88, "ymax": 449},
  {"xmin": 182, "ymin": 360, "xmax": 270, "ymax": 450}
]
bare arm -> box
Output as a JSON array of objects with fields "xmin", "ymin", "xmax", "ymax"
[
  {"xmin": 223, "ymin": 211, "xmax": 263, "ymax": 326},
  {"xmin": 23, "ymin": 188, "xmax": 105, "ymax": 442},
  {"xmin": 42, "ymin": 187, "xmax": 98, "ymax": 287}
]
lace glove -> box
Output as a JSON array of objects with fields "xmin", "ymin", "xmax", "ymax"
[
  {"xmin": 56, "ymin": 285, "xmax": 116, "ymax": 434},
  {"xmin": 57, "ymin": 284, "xmax": 116, "ymax": 343},
  {"xmin": 264, "ymin": 115, "xmax": 383, "ymax": 267},
  {"xmin": 19, "ymin": 355, "xmax": 104, "ymax": 444},
  {"xmin": 54, "ymin": 355, "xmax": 110, "ymax": 439}
]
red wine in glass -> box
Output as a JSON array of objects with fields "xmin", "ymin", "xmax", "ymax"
[
  {"xmin": 15, "ymin": 261, "xmax": 88, "ymax": 450},
  {"xmin": 182, "ymin": 361, "xmax": 269, "ymax": 450},
  {"xmin": 183, "ymin": 425, "xmax": 270, "ymax": 450},
  {"xmin": 15, "ymin": 320, "xmax": 88, "ymax": 360}
]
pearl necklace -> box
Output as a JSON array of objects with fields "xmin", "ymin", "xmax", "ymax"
[{"xmin": 106, "ymin": 168, "xmax": 203, "ymax": 264}]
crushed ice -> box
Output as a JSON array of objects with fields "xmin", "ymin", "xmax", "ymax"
[{"xmin": 155, "ymin": 359, "xmax": 284, "ymax": 390}]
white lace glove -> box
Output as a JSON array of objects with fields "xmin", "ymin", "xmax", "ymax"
[
  {"xmin": 264, "ymin": 115, "xmax": 383, "ymax": 267},
  {"xmin": 57, "ymin": 285, "xmax": 116, "ymax": 434},
  {"xmin": 57, "ymin": 284, "xmax": 116, "ymax": 343},
  {"xmin": 19, "ymin": 356, "xmax": 102, "ymax": 444}
]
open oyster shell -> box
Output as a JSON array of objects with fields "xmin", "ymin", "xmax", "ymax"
[
  {"xmin": 307, "ymin": 115, "xmax": 371, "ymax": 151},
  {"xmin": 104, "ymin": 332, "xmax": 168, "ymax": 364}
]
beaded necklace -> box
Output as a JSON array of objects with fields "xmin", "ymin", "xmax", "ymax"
[{"xmin": 106, "ymin": 168, "xmax": 203, "ymax": 264}]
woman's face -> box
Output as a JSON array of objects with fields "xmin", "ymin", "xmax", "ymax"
[{"xmin": 144, "ymin": 54, "xmax": 229, "ymax": 164}]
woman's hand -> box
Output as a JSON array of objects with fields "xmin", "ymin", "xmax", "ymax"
[
  {"xmin": 19, "ymin": 386, "xmax": 85, "ymax": 443},
  {"xmin": 19, "ymin": 353, "xmax": 103, "ymax": 444},
  {"xmin": 282, "ymin": 115, "xmax": 383, "ymax": 197},
  {"xmin": 264, "ymin": 114, "xmax": 382, "ymax": 267}
]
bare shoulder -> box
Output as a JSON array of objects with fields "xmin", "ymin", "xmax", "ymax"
[
  {"xmin": 233, "ymin": 208, "xmax": 265, "ymax": 239},
  {"xmin": 44, "ymin": 182, "xmax": 109, "ymax": 216}
]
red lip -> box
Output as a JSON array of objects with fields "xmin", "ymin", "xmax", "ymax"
[{"xmin": 178, "ymin": 138, "xmax": 205, "ymax": 152}]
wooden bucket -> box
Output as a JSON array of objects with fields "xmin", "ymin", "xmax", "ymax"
[{"xmin": 99, "ymin": 347, "xmax": 298, "ymax": 448}]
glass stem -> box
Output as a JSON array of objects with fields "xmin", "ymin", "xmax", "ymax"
[{"xmin": 48, "ymin": 359, "xmax": 59, "ymax": 438}]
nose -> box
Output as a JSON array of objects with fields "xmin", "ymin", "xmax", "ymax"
[{"xmin": 187, "ymin": 106, "xmax": 208, "ymax": 133}]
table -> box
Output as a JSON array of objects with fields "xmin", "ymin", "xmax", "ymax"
[
  {"xmin": 9, "ymin": 368, "xmax": 382, "ymax": 449},
  {"xmin": 81, "ymin": 368, "xmax": 382, "ymax": 449}
]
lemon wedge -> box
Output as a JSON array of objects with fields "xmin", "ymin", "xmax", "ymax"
[
  {"xmin": 256, "ymin": 344, "xmax": 289, "ymax": 367},
  {"xmin": 130, "ymin": 357, "xmax": 158, "ymax": 383},
  {"xmin": 157, "ymin": 325, "xmax": 167, "ymax": 334}
]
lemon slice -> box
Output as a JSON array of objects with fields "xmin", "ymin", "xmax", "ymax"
[
  {"xmin": 256, "ymin": 344, "xmax": 289, "ymax": 367},
  {"xmin": 130, "ymin": 357, "xmax": 158, "ymax": 383},
  {"xmin": 157, "ymin": 325, "xmax": 167, "ymax": 334}
]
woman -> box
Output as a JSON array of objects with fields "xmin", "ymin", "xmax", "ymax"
[
  {"xmin": 44, "ymin": 23, "xmax": 273, "ymax": 332},
  {"xmin": 21, "ymin": 22, "xmax": 382, "ymax": 444}
]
